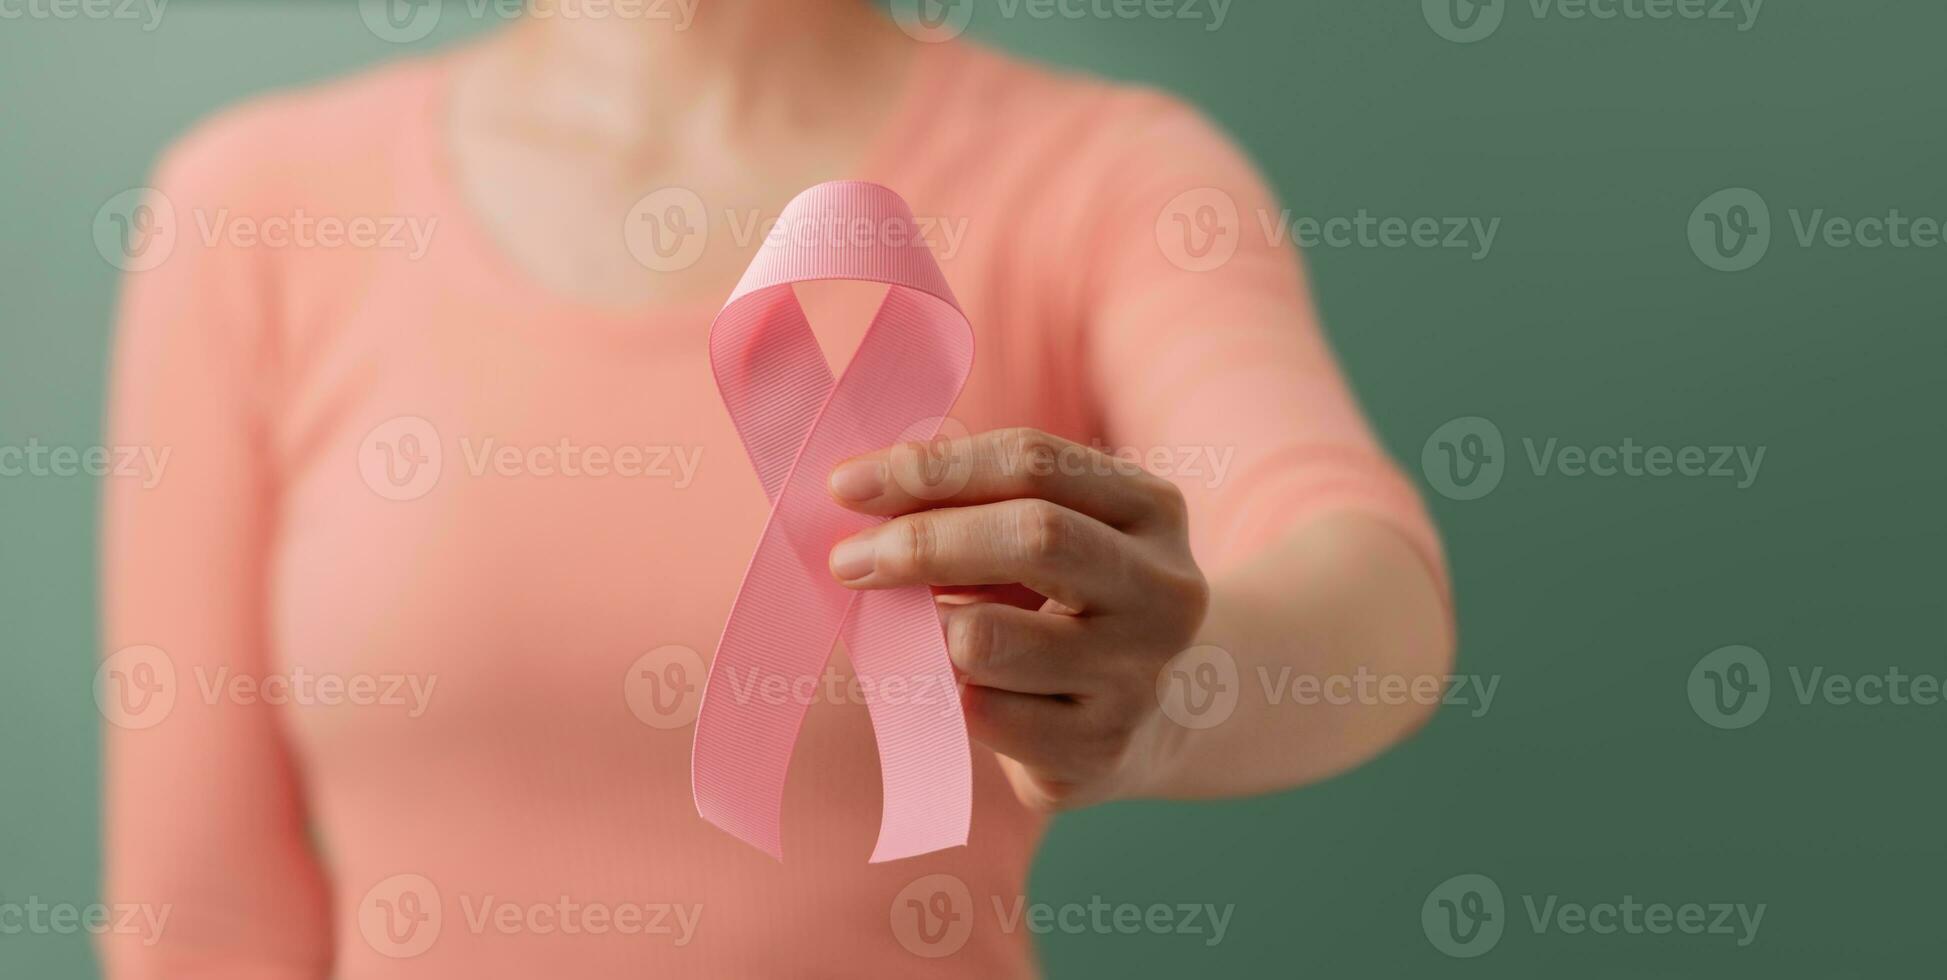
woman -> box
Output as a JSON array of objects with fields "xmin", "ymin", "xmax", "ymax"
[{"xmin": 101, "ymin": 0, "xmax": 1453, "ymax": 974}]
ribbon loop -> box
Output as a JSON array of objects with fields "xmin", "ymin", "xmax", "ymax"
[{"xmin": 693, "ymin": 181, "xmax": 974, "ymax": 862}]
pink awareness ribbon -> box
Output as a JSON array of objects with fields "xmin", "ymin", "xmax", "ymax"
[{"xmin": 693, "ymin": 181, "xmax": 974, "ymax": 862}]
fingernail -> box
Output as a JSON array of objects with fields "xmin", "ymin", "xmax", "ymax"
[
  {"xmin": 829, "ymin": 458, "xmax": 887, "ymax": 501},
  {"xmin": 829, "ymin": 533, "xmax": 878, "ymax": 582}
]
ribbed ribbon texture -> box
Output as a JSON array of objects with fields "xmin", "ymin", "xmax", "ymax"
[{"xmin": 693, "ymin": 181, "xmax": 975, "ymax": 862}]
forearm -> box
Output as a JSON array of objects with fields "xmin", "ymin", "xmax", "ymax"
[{"xmin": 1134, "ymin": 511, "xmax": 1455, "ymax": 799}]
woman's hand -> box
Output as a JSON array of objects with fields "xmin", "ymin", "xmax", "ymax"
[{"xmin": 827, "ymin": 427, "xmax": 1210, "ymax": 811}]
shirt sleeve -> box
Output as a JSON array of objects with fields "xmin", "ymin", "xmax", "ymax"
[
  {"xmin": 97, "ymin": 121, "xmax": 334, "ymax": 978},
  {"xmin": 1077, "ymin": 93, "xmax": 1449, "ymax": 598}
]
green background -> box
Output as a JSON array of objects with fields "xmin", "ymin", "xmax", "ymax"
[{"xmin": 3, "ymin": 0, "xmax": 1940, "ymax": 975}]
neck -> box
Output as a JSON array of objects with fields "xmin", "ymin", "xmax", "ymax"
[{"xmin": 496, "ymin": 0, "xmax": 906, "ymax": 151}]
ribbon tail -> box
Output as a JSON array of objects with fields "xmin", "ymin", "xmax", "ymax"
[{"xmin": 843, "ymin": 588, "xmax": 973, "ymax": 862}]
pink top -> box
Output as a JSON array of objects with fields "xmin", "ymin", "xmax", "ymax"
[{"xmin": 100, "ymin": 40, "xmax": 1445, "ymax": 978}]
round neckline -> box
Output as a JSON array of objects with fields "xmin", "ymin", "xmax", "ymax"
[{"xmin": 403, "ymin": 38, "xmax": 964, "ymax": 333}]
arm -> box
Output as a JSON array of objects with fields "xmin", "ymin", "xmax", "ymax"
[
  {"xmin": 823, "ymin": 431, "xmax": 1450, "ymax": 809},
  {"xmin": 98, "ymin": 133, "xmax": 333, "ymax": 977},
  {"xmin": 821, "ymin": 94, "xmax": 1452, "ymax": 809},
  {"xmin": 1151, "ymin": 511, "xmax": 1453, "ymax": 796}
]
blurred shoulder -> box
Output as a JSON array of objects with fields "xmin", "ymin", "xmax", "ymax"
[
  {"xmin": 940, "ymin": 41, "xmax": 1261, "ymax": 180},
  {"xmin": 146, "ymin": 55, "xmax": 441, "ymax": 209}
]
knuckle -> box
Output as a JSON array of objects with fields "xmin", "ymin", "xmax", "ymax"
[
  {"xmin": 887, "ymin": 438, "xmax": 937, "ymax": 491},
  {"xmin": 949, "ymin": 607, "xmax": 999, "ymax": 671},
  {"xmin": 997, "ymin": 427, "xmax": 1063, "ymax": 485},
  {"xmin": 1169, "ymin": 564, "xmax": 1211, "ymax": 611},
  {"xmin": 999, "ymin": 426, "xmax": 1054, "ymax": 460},
  {"xmin": 1145, "ymin": 475, "xmax": 1190, "ymax": 524},
  {"xmin": 896, "ymin": 431, "xmax": 977, "ymax": 500},
  {"xmin": 1012, "ymin": 499, "xmax": 1074, "ymax": 564},
  {"xmin": 1162, "ymin": 565, "xmax": 1212, "ymax": 627},
  {"xmin": 886, "ymin": 517, "xmax": 936, "ymax": 578}
]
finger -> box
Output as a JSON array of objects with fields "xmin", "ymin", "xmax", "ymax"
[
  {"xmin": 960, "ymin": 684, "xmax": 1089, "ymax": 775},
  {"xmin": 942, "ymin": 602, "xmax": 1103, "ymax": 696},
  {"xmin": 829, "ymin": 498, "xmax": 1125, "ymax": 613},
  {"xmin": 962, "ymin": 685, "xmax": 1136, "ymax": 806},
  {"xmin": 828, "ymin": 427, "xmax": 1183, "ymax": 530}
]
